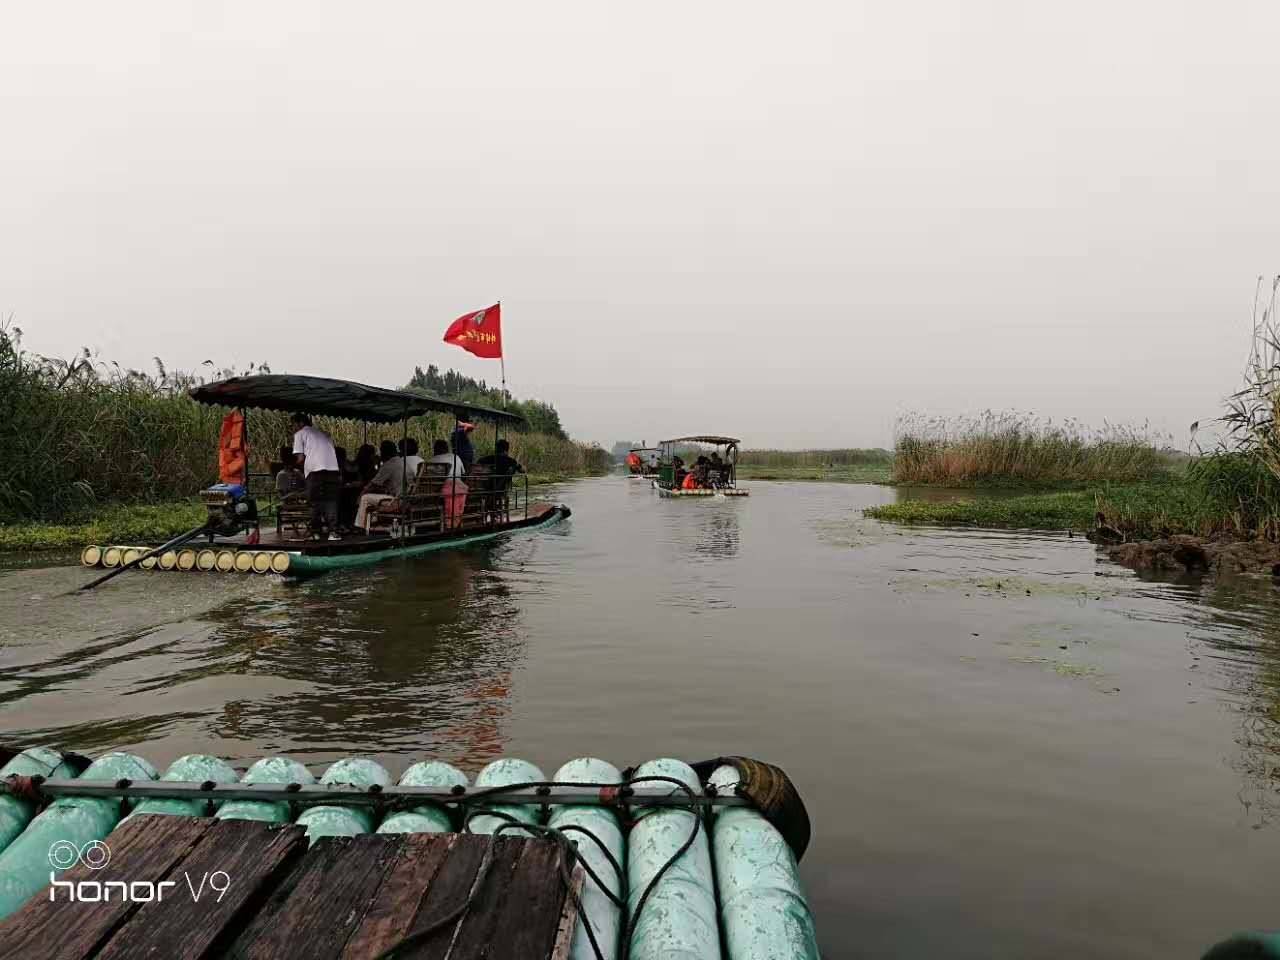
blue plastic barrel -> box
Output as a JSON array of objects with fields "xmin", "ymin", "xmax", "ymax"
[
  {"xmin": 626, "ymin": 758, "xmax": 719, "ymax": 960},
  {"xmin": 126, "ymin": 754, "xmax": 239, "ymax": 819},
  {"xmin": 709, "ymin": 764, "xmax": 819, "ymax": 960},
  {"xmin": 468, "ymin": 758, "xmax": 545, "ymax": 836},
  {"xmin": 549, "ymin": 758, "xmax": 626, "ymax": 960},
  {"xmin": 0, "ymin": 752, "xmax": 157, "ymax": 919},
  {"xmin": 294, "ymin": 757, "xmax": 392, "ymax": 843},
  {"xmin": 378, "ymin": 761, "xmax": 468, "ymax": 835},
  {"xmin": 216, "ymin": 757, "xmax": 316, "ymax": 824},
  {"xmin": 0, "ymin": 748, "xmax": 79, "ymax": 856}
]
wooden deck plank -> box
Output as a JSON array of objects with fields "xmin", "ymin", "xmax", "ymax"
[
  {"xmin": 225, "ymin": 834, "xmax": 405, "ymax": 960},
  {"xmin": 1, "ymin": 819, "xmax": 574, "ymax": 960},
  {"xmin": 94, "ymin": 819, "xmax": 307, "ymax": 960},
  {"xmin": 483, "ymin": 839, "xmax": 571, "ymax": 960},
  {"xmin": 393, "ymin": 832, "xmax": 492, "ymax": 960},
  {"xmin": 434, "ymin": 836, "xmax": 530, "ymax": 960},
  {"xmin": 549, "ymin": 865, "xmax": 586, "ymax": 960},
  {"xmin": 339, "ymin": 833, "xmax": 458, "ymax": 960},
  {"xmin": 0, "ymin": 814, "xmax": 214, "ymax": 960}
]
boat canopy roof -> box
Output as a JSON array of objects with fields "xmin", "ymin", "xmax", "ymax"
[
  {"xmin": 189, "ymin": 374, "xmax": 524, "ymax": 425},
  {"xmin": 662, "ymin": 435, "xmax": 740, "ymax": 445}
]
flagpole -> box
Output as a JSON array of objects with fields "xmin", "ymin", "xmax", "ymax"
[{"xmin": 498, "ymin": 300, "xmax": 507, "ymax": 410}]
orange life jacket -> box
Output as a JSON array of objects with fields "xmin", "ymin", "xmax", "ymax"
[
  {"xmin": 218, "ymin": 410, "xmax": 248, "ymax": 484},
  {"xmin": 682, "ymin": 472, "xmax": 698, "ymax": 490}
]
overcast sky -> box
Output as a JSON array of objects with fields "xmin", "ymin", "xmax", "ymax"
[{"xmin": 3, "ymin": 2, "xmax": 1278, "ymax": 448}]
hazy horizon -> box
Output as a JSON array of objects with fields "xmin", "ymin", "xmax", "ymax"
[{"xmin": 4, "ymin": 2, "xmax": 1278, "ymax": 448}]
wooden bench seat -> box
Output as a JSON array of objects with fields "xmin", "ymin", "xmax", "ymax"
[
  {"xmin": 277, "ymin": 492, "xmax": 311, "ymax": 540},
  {"xmin": 366, "ymin": 462, "xmax": 451, "ymax": 534}
]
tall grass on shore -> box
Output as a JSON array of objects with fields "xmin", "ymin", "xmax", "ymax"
[
  {"xmin": 867, "ymin": 455, "xmax": 1280, "ymax": 541},
  {"xmin": 0, "ymin": 324, "xmax": 609, "ymax": 525},
  {"xmin": 892, "ymin": 411, "xmax": 1170, "ymax": 487},
  {"xmin": 737, "ymin": 448, "xmax": 892, "ymax": 467},
  {"xmin": 1222, "ymin": 276, "xmax": 1280, "ymax": 489}
]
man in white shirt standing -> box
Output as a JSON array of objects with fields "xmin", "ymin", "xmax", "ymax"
[{"xmin": 291, "ymin": 413, "xmax": 341, "ymax": 540}]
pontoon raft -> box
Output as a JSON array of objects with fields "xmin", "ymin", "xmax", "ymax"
[{"xmin": 0, "ymin": 748, "xmax": 819, "ymax": 960}]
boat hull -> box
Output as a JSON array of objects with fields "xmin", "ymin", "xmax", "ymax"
[
  {"xmin": 286, "ymin": 504, "xmax": 570, "ymax": 577},
  {"xmin": 78, "ymin": 503, "xmax": 572, "ymax": 579},
  {"xmin": 656, "ymin": 487, "xmax": 749, "ymax": 497}
]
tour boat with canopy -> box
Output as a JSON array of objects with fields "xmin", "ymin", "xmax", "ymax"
[
  {"xmin": 77, "ymin": 374, "xmax": 570, "ymax": 584},
  {"xmin": 655, "ymin": 435, "xmax": 749, "ymax": 497}
]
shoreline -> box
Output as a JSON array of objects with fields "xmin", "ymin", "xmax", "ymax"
[
  {"xmin": 863, "ymin": 481, "xmax": 1280, "ymax": 581},
  {"xmin": 735, "ymin": 464, "xmax": 894, "ymax": 484}
]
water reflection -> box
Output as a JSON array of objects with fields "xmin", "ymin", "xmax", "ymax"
[
  {"xmin": 1184, "ymin": 577, "xmax": 1280, "ymax": 826},
  {"xmin": 203, "ymin": 548, "xmax": 527, "ymax": 767},
  {"xmin": 2, "ymin": 477, "xmax": 1279, "ymax": 955},
  {"xmin": 661, "ymin": 500, "xmax": 741, "ymax": 562}
]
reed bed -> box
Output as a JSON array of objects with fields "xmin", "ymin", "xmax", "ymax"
[
  {"xmin": 1222, "ymin": 276, "xmax": 1280, "ymax": 489},
  {"xmin": 874, "ymin": 277, "xmax": 1280, "ymax": 539},
  {"xmin": 0, "ymin": 324, "xmax": 609, "ymax": 525},
  {"xmin": 737, "ymin": 448, "xmax": 892, "ymax": 467},
  {"xmin": 892, "ymin": 412, "xmax": 1170, "ymax": 487}
]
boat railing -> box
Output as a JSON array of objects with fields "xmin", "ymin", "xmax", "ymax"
[{"xmin": 460, "ymin": 467, "xmax": 529, "ymax": 526}]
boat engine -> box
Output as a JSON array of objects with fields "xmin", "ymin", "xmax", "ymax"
[{"xmin": 200, "ymin": 483, "xmax": 259, "ymax": 538}]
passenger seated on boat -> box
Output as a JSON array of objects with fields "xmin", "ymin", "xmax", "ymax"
[
  {"xmin": 476, "ymin": 439, "xmax": 522, "ymax": 521},
  {"xmin": 274, "ymin": 447, "xmax": 304, "ymax": 497},
  {"xmin": 709, "ymin": 452, "xmax": 728, "ymax": 485},
  {"xmin": 682, "ymin": 470, "xmax": 700, "ymax": 490},
  {"xmin": 694, "ymin": 456, "xmax": 712, "ymax": 487},
  {"xmin": 672, "ymin": 456, "xmax": 687, "ymax": 489},
  {"xmin": 335, "ymin": 447, "xmax": 363, "ymax": 532},
  {"xmin": 430, "ymin": 439, "xmax": 468, "ymax": 527},
  {"xmin": 354, "ymin": 443, "xmax": 378, "ymax": 484},
  {"xmin": 476, "ymin": 439, "xmax": 523, "ymax": 478},
  {"xmin": 354, "ymin": 440, "xmax": 420, "ymax": 530},
  {"xmin": 365, "ymin": 460, "xmax": 451, "ymax": 534},
  {"xmin": 375, "ymin": 439, "xmax": 396, "ymax": 473}
]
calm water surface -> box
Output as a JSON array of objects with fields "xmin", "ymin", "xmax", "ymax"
[{"xmin": 2, "ymin": 478, "xmax": 1278, "ymax": 957}]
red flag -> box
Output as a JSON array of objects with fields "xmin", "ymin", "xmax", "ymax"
[{"xmin": 443, "ymin": 303, "xmax": 502, "ymax": 359}]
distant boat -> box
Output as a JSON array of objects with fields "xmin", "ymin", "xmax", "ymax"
[
  {"xmin": 654, "ymin": 435, "xmax": 749, "ymax": 498},
  {"xmin": 626, "ymin": 447, "xmax": 660, "ymax": 479}
]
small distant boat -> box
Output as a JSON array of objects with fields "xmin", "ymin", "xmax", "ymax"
[
  {"xmin": 625, "ymin": 447, "xmax": 660, "ymax": 479},
  {"xmin": 654, "ymin": 435, "xmax": 749, "ymax": 497},
  {"xmin": 78, "ymin": 375, "xmax": 570, "ymax": 585}
]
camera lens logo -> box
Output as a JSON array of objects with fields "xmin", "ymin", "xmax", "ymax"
[{"xmin": 48, "ymin": 840, "xmax": 111, "ymax": 871}]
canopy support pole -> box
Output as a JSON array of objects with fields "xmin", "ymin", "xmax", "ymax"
[{"xmin": 398, "ymin": 411, "xmax": 409, "ymax": 545}]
